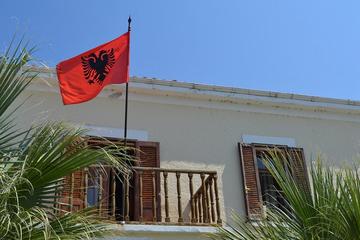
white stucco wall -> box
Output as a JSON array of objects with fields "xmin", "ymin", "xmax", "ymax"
[{"xmin": 12, "ymin": 72, "xmax": 360, "ymax": 225}]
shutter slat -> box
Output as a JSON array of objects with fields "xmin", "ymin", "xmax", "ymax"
[
  {"xmin": 238, "ymin": 143, "xmax": 262, "ymax": 220},
  {"xmin": 136, "ymin": 141, "xmax": 161, "ymax": 222},
  {"xmin": 60, "ymin": 169, "xmax": 85, "ymax": 212}
]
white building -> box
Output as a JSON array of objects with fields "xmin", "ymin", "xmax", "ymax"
[{"xmin": 15, "ymin": 67, "xmax": 360, "ymax": 239}]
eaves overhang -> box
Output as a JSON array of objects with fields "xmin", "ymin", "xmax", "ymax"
[{"xmin": 26, "ymin": 67, "xmax": 360, "ymax": 117}]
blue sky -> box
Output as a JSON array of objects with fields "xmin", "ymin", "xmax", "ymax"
[{"xmin": 2, "ymin": 0, "xmax": 360, "ymax": 100}]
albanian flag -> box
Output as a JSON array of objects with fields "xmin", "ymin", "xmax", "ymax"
[{"xmin": 56, "ymin": 32, "xmax": 130, "ymax": 105}]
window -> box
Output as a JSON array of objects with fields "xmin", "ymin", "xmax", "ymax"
[
  {"xmin": 256, "ymin": 150, "xmax": 287, "ymax": 211},
  {"xmin": 86, "ymin": 167, "xmax": 101, "ymax": 207},
  {"xmin": 59, "ymin": 138, "xmax": 160, "ymax": 222},
  {"xmin": 238, "ymin": 143, "xmax": 308, "ymax": 220}
]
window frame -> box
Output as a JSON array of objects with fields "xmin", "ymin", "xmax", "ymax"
[
  {"xmin": 59, "ymin": 137, "xmax": 161, "ymax": 222},
  {"xmin": 239, "ymin": 142, "xmax": 308, "ymax": 220}
]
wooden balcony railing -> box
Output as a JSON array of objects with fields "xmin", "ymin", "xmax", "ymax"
[
  {"xmin": 58, "ymin": 166, "xmax": 222, "ymax": 226},
  {"xmin": 127, "ymin": 167, "xmax": 222, "ymax": 225}
]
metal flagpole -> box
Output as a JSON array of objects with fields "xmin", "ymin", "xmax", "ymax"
[
  {"xmin": 124, "ymin": 16, "xmax": 131, "ymax": 146},
  {"xmin": 121, "ymin": 16, "xmax": 131, "ymax": 222}
]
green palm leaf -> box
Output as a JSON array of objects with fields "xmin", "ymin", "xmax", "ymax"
[
  {"xmin": 0, "ymin": 37, "xmax": 36, "ymax": 152},
  {"xmin": 0, "ymin": 39, "xmax": 131, "ymax": 239},
  {"xmin": 211, "ymin": 152, "xmax": 360, "ymax": 240}
]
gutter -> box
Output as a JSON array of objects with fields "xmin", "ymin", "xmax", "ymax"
[{"xmin": 26, "ymin": 67, "xmax": 360, "ymax": 117}]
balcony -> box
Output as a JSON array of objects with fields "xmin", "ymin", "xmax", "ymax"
[{"xmin": 58, "ymin": 166, "xmax": 222, "ymax": 226}]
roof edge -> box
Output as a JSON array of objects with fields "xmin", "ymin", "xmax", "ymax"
[{"xmin": 27, "ymin": 66, "xmax": 360, "ymax": 108}]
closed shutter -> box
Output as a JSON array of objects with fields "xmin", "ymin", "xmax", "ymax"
[
  {"xmin": 135, "ymin": 141, "xmax": 161, "ymax": 221},
  {"xmin": 288, "ymin": 147, "xmax": 309, "ymax": 192},
  {"xmin": 238, "ymin": 143, "xmax": 263, "ymax": 220}
]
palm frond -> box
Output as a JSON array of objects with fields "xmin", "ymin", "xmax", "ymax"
[
  {"xmin": 0, "ymin": 123, "xmax": 131, "ymax": 239},
  {"xmin": 4, "ymin": 123, "xmax": 129, "ymax": 210},
  {"xmin": 211, "ymin": 152, "xmax": 360, "ymax": 240},
  {"xmin": 0, "ymin": 38, "xmax": 37, "ymax": 152},
  {"xmin": 0, "ymin": 39, "xmax": 131, "ymax": 239}
]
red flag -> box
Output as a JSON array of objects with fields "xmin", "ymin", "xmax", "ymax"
[{"xmin": 56, "ymin": 32, "xmax": 130, "ymax": 105}]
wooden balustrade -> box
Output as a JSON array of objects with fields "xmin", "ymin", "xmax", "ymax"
[
  {"xmin": 59, "ymin": 166, "xmax": 222, "ymax": 226},
  {"xmin": 84, "ymin": 168, "xmax": 88, "ymax": 209},
  {"xmin": 124, "ymin": 172, "xmax": 130, "ymax": 221},
  {"xmin": 69, "ymin": 172, "xmax": 74, "ymax": 212},
  {"xmin": 193, "ymin": 173, "xmax": 222, "ymax": 225},
  {"xmin": 138, "ymin": 170, "xmax": 143, "ymax": 222},
  {"xmin": 188, "ymin": 173, "xmax": 195, "ymax": 223},
  {"xmin": 163, "ymin": 171, "xmax": 170, "ymax": 222},
  {"xmin": 197, "ymin": 192, "xmax": 203, "ymax": 222},
  {"xmin": 131, "ymin": 167, "xmax": 222, "ymax": 225},
  {"xmin": 111, "ymin": 169, "xmax": 116, "ymax": 218}
]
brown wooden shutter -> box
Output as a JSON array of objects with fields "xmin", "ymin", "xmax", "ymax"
[
  {"xmin": 238, "ymin": 143, "xmax": 263, "ymax": 220},
  {"xmin": 59, "ymin": 136, "xmax": 113, "ymax": 214},
  {"xmin": 135, "ymin": 141, "xmax": 161, "ymax": 221},
  {"xmin": 60, "ymin": 167, "xmax": 111, "ymax": 213},
  {"xmin": 59, "ymin": 169, "xmax": 85, "ymax": 212},
  {"xmin": 59, "ymin": 137, "xmax": 86, "ymax": 212},
  {"xmin": 288, "ymin": 147, "xmax": 309, "ymax": 192}
]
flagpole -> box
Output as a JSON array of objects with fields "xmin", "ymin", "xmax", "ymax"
[
  {"xmin": 121, "ymin": 16, "xmax": 131, "ymax": 223},
  {"xmin": 124, "ymin": 16, "xmax": 131, "ymax": 146}
]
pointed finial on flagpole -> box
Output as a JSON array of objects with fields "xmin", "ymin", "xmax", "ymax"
[{"xmin": 128, "ymin": 16, "xmax": 132, "ymax": 32}]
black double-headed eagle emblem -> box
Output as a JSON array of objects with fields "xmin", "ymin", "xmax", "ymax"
[{"xmin": 81, "ymin": 49, "xmax": 115, "ymax": 85}]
